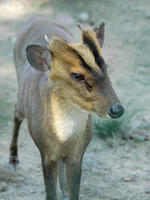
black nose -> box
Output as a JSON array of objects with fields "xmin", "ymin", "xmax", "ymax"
[{"xmin": 108, "ymin": 103, "xmax": 124, "ymax": 118}]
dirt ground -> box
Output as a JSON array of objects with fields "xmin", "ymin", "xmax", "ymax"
[{"xmin": 0, "ymin": 0, "xmax": 150, "ymax": 200}]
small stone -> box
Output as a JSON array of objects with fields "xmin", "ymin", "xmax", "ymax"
[
  {"xmin": 78, "ymin": 12, "xmax": 89, "ymax": 23},
  {"xmin": 145, "ymin": 190, "xmax": 150, "ymax": 194},
  {"xmin": 122, "ymin": 177, "xmax": 131, "ymax": 182},
  {"xmin": 89, "ymin": 21, "xmax": 95, "ymax": 26}
]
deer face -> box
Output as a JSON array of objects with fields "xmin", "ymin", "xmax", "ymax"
[{"xmin": 26, "ymin": 23, "xmax": 124, "ymax": 119}]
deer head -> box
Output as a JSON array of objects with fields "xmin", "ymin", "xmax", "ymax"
[{"xmin": 26, "ymin": 23, "xmax": 124, "ymax": 119}]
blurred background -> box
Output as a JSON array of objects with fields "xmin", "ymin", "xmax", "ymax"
[{"xmin": 0, "ymin": 0, "xmax": 150, "ymax": 200}]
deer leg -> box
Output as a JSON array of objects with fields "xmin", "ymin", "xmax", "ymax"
[
  {"xmin": 66, "ymin": 159, "xmax": 82, "ymax": 200},
  {"xmin": 9, "ymin": 104, "xmax": 23, "ymax": 168},
  {"xmin": 58, "ymin": 161, "xmax": 68, "ymax": 199},
  {"xmin": 41, "ymin": 156, "xmax": 58, "ymax": 200}
]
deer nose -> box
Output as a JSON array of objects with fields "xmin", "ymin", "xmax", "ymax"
[{"xmin": 108, "ymin": 103, "xmax": 124, "ymax": 119}]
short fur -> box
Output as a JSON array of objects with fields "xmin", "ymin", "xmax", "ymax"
[{"xmin": 9, "ymin": 17, "xmax": 122, "ymax": 200}]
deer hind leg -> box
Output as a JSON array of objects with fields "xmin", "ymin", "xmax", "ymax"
[
  {"xmin": 9, "ymin": 103, "xmax": 23, "ymax": 169},
  {"xmin": 41, "ymin": 155, "xmax": 58, "ymax": 200}
]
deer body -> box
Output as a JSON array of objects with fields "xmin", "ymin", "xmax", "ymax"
[
  {"xmin": 20, "ymin": 65, "xmax": 90, "ymax": 161},
  {"xmin": 9, "ymin": 17, "xmax": 124, "ymax": 200}
]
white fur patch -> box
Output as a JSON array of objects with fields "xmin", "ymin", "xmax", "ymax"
[{"xmin": 53, "ymin": 105, "xmax": 88, "ymax": 143}]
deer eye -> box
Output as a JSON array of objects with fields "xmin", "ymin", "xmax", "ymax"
[{"xmin": 70, "ymin": 73, "xmax": 85, "ymax": 82}]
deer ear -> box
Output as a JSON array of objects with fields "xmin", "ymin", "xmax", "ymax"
[
  {"xmin": 26, "ymin": 45, "xmax": 52, "ymax": 72},
  {"xmin": 93, "ymin": 22, "xmax": 105, "ymax": 48}
]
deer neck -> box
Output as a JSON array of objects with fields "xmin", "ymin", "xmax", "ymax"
[{"xmin": 50, "ymin": 90, "xmax": 89, "ymax": 142}]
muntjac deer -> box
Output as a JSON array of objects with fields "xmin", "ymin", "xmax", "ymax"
[{"xmin": 9, "ymin": 16, "xmax": 124, "ymax": 200}]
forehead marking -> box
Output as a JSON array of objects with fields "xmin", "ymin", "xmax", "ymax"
[
  {"xmin": 83, "ymin": 35, "xmax": 105, "ymax": 75},
  {"xmin": 72, "ymin": 49, "xmax": 103, "ymax": 82}
]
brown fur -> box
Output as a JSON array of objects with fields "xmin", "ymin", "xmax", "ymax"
[{"xmin": 9, "ymin": 17, "xmax": 122, "ymax": 200}]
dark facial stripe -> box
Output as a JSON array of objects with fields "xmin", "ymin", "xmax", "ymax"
[
  {"xmin": 72, "ymin": 49, "xmax": 103, "ymax": 82},
  {"xmin": 83, "ymin": 35, "xmax": 105, "ymax": 75}
]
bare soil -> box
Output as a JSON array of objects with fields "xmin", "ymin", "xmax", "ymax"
[{"xmin": 0, "ymin": 0, "xmax": 150, "ymax": 200}]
